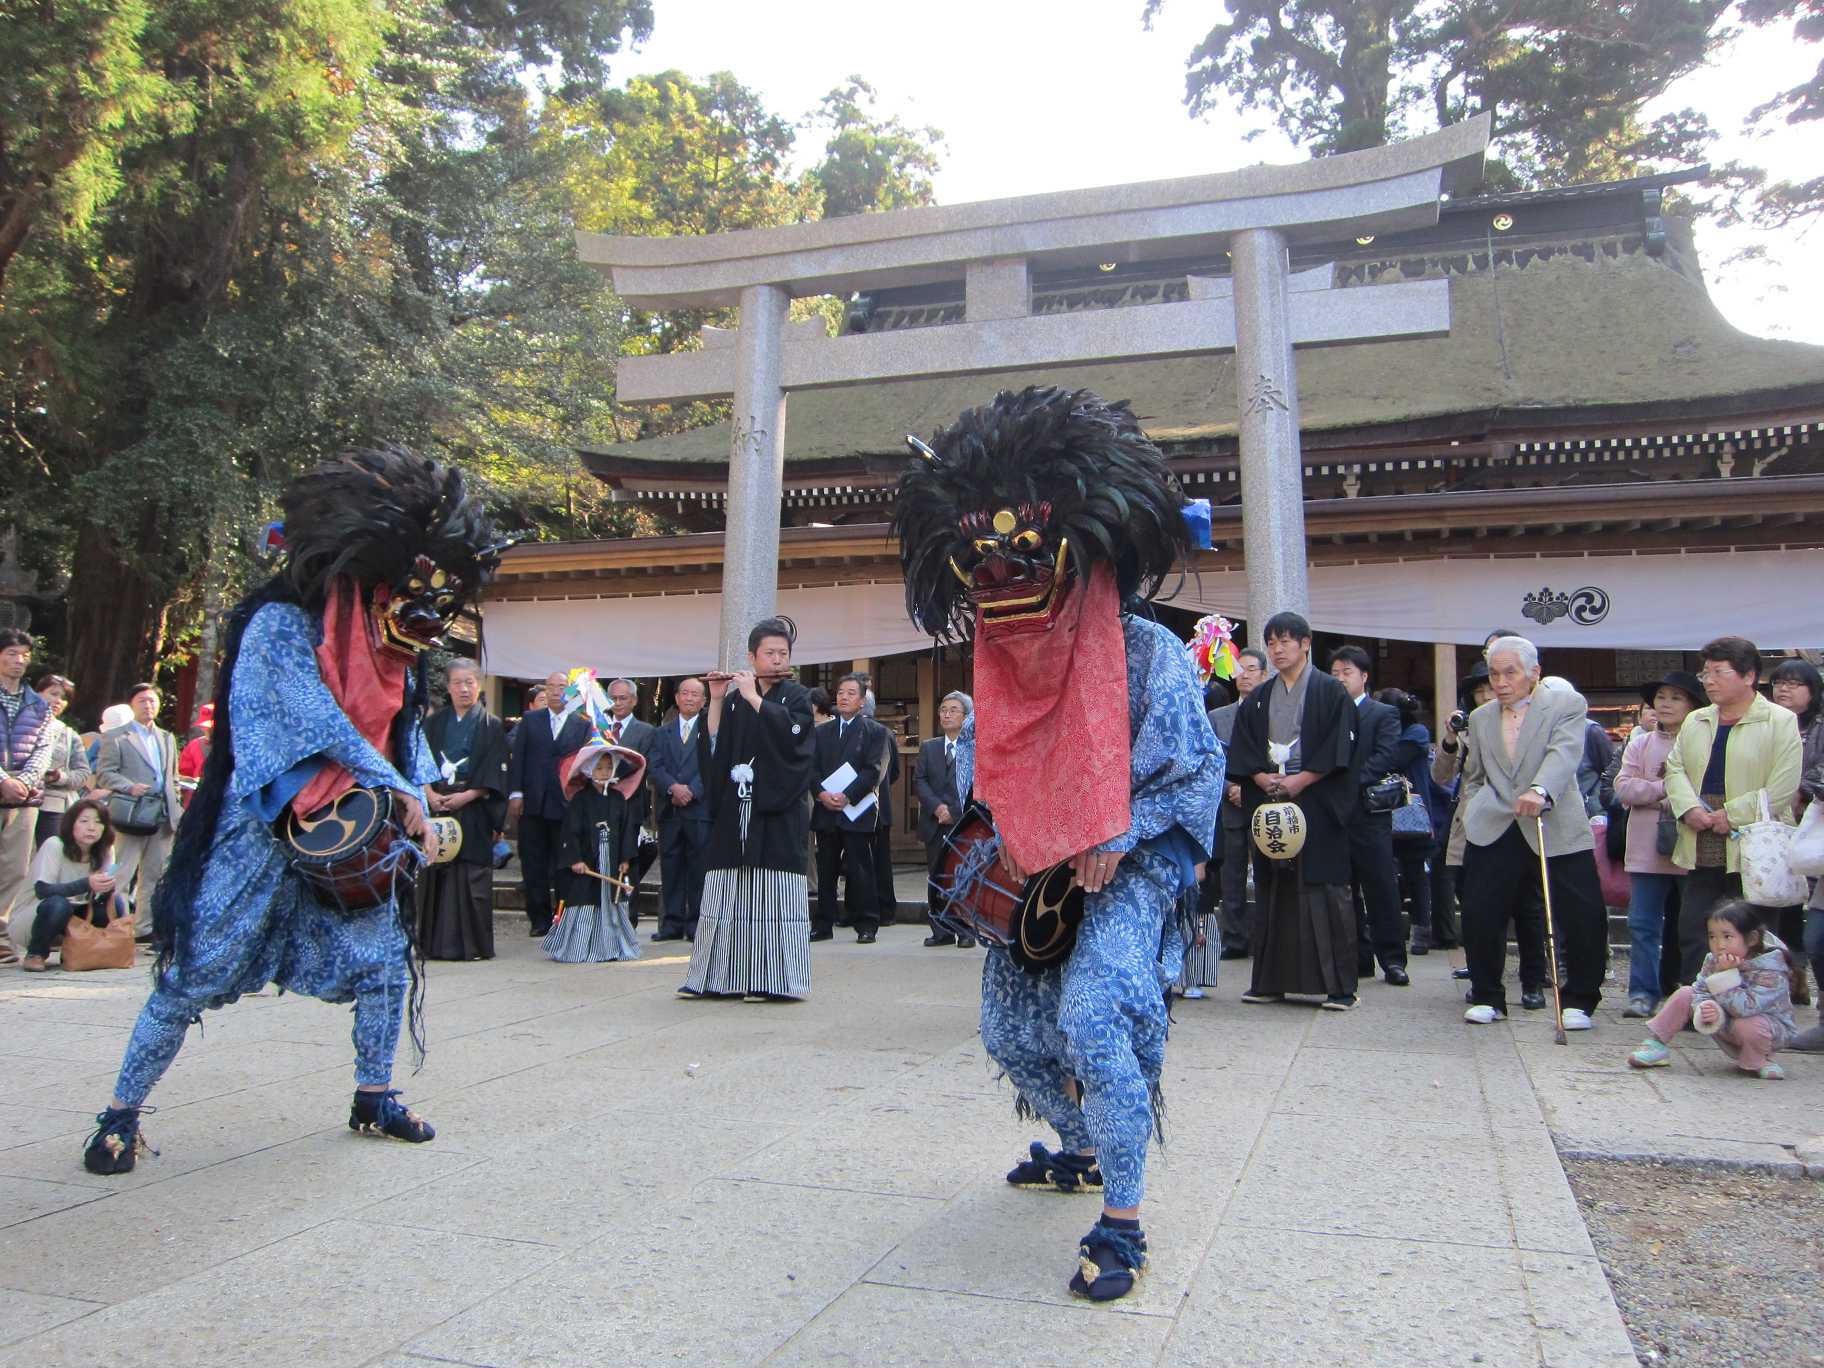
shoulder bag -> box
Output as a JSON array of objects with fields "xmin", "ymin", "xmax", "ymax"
[
  {"xmin": 1788, "ymin": 797, "xmax": 1824, "ymax": 877},
  {"xmin": 1739, "ymin": 791, "xmax": 1808, "ymax": 907},
  {"xmin": 107, "ymin": 790, "xmax": 166, "ymax": 836}
]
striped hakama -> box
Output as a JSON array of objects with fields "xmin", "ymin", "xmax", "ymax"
[{"xmin": 680, "ymin": 867, "xmax": 811, "ymax": 998}]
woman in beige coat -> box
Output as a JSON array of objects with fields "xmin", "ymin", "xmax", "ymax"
[{"xmin": 1663, "ymin": 637, "xmax": 1802, "ymax": 982}]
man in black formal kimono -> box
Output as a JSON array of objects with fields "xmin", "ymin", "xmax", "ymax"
[
  {"xmin": 1329, "ymin": 645, "xmax": 1411, "ymax": 986},
  {"xmin": 678, "ymin": 617, "xmax": 818, "ymax": 1001},
  {"xmin": 417, "ymin": 658, "xmax": 509, "ymax": 960},
  {"xmin": 811, "ymin": 674, "xmax": 888, "ymax": 944},
  {"xmin": 507, "ymin": 669, "xmax": 594, "ymax": 936},
  {"xmin": 1227, "ymin": 612, "xmax": 1362, "ymax": 1009}
]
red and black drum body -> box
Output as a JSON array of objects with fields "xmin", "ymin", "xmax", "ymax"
[
  {"xmin": 929, "ymin": 803, "xmax": 1084, "ymax": 972},
  {"xmin": 280, "ymin": 786, "xmax": 403, "ymax": 916}
]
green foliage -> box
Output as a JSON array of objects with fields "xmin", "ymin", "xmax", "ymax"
[
  {"xmin": 806, "ymin": 77, "xmax": 944, "ymax": 218},
  {"xmin": 1145, "ymin": 0, "xmax": 1729, "ymax": 186},
  {"xmin": 0, "ymin": 1, "xmax": 946, "ymax": 706},
  {"xmin": 1716, "ymin": 1, "xmax": 1824, "ymax": 228}
]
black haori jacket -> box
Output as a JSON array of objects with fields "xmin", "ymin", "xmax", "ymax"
[
  {"xmin": 1226, "ymin": 668, "xmax": 1360, "ymax": 886},
  {"xmin": 697, "ymin": 677, "xmax": 816, "ymax": 876}
]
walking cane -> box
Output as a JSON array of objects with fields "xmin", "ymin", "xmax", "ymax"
[{"xmin": 1533, "ymin": 812, "xmax": 1567, "ymax": 1046}]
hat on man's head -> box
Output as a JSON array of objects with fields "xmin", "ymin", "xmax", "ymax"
[{"xmin": 1639, "ymin": 670, "xmax": 1708, "ymax": 709}]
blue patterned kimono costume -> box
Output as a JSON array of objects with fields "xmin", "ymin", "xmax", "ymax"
[
  {"xmin": 962, "ymin": 614, "xmax": 1223, "ymax": 1209},
  {"xmin": 111, "ymin": 603, "xmax": 434, "ymax": 1105}
]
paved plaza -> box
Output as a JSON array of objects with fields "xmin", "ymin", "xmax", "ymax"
[{"xmin": 2, "ymin": 915, "xmax": 1815, "ymax": 1368}]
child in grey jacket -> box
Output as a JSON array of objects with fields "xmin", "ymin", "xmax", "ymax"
[{"xmin": 1628, "ymin": 901, "xmax": 1796, "ymax": 1079}]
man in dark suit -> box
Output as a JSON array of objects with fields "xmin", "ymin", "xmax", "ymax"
[
  {"xmin": 605, "ymin": 678, "xmax": 658, "ymax": 900},
  {"xmin": 1330, "ymin": 645, "xmax": 1410, "ymax": 986},
  {"xmin": 507, "ymin": 669, "xmax": 592, "ymax": 936},
  {"xmin": 862, "ymin": 689, "xmax": 901, "ymax": 928},
  {"xmin": 914, "ymin": 690, "xmax": 974, "ymax": 947},
  {"xmin": 811, "ymin": 673, "xmax": 887, "ymax": 944},
  {"xmin": 646, "ymin": 677, "xmax": 711, "ymax": 941}
]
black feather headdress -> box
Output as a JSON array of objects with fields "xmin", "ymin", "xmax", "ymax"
[
  {"xmin": 281, "ymin": 444, "xmax": 503, "ymax": 614},
  {"xmin": 892, "ymin": 386, "xmax": 1190, "ymax": 642}
]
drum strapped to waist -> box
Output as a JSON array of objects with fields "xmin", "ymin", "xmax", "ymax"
[
  {"xmin": 928, "ymin": 802, "xmax": 1084, "ymax": 972},
  {"xmin": 278, "ymin": 786, "xmax": 462, "ymax": 916}
]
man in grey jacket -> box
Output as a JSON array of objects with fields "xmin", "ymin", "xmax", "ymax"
[
  {"xmin": 1458, "ymin": 637, "xmax": 1608, "ymax": 1030},
  {"xmin": 94, "ymin": 682, "xmax": 182, "ymax": 928}
]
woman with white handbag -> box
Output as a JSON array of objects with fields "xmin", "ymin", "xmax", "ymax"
[
  {"xmin": 1786, "ymin": 755, "xmax": 1824, "ymax": 1051},
  {"xmin": 1662, "ymin": 636, "xmax": 1804, "ymax": 985}
]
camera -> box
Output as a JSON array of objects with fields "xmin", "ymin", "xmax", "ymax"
[{"xmin": 1447, "ymin": 710, "xmax": 1469, "ymax": 735}]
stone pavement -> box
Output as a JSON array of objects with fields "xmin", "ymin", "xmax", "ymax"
[
  {"xmin": 4, "ymin": 924, "xmax": 1741, "ymax": 1368},
  {"xmin": 1521, "ymin": 968, "xmax": 1824, "ymax": 1176}
]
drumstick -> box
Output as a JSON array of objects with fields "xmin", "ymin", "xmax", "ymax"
[{"xmin": 577, "ymin": 868, "xmax": 635, "ymax": 896}]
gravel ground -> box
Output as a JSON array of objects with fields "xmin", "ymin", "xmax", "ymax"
[{"xmin": 1565, "ymin": 1158, "xmax": 1824, "ymax": 1367}]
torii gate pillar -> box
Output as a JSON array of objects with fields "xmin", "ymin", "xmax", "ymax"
[
  {"xmin": 1231, "ymin": 226, "xmax": 1310, "ymax": 628},
  {"xmin": 722, "ymin": 283, "xmax": 789, "ymax": 669}
]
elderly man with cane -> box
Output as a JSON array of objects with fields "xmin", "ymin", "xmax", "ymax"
[{"xmin": 1457, "ymin": 635, "xmax": 1609, "ymax": 1033}]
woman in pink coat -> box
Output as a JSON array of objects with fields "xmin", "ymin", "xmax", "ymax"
[{"xmin": 1615, "ymin": 670, "xmax": 1708, "ymax": 1018}]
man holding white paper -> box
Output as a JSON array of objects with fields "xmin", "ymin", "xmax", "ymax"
[{"xmin": 811, "ymin": 674, "xmax": 888, "ymax": 943}]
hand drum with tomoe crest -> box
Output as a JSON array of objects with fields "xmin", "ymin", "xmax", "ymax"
[{"xmin": 928, "ymin": 803, "xmax": 1084, "ymax": 972}]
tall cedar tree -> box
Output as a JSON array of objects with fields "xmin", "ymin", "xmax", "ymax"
[{"xmin": 1144, "ymin": 1, "xmax": 1728, "ymax": 187}]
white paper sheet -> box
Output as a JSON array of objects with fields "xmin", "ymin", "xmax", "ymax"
[{"xmin": 821, "ymin": 762, "xmax": 877, "ymax": 823}]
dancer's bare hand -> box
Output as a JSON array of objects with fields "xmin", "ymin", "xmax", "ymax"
[
  {"xmin": 1070, "ymin": 846, "xmax": 1124, "ymax": 893},
  {"xmin": 998, "ymin": 846, "xmax": 1028, "ymax": 883},
  {"xmin": 570, "ymin": 861, "xmax": 588, "ymax": 875},
  {"xmin": 395, "ymin": 790, "xmax": 426, "ymax": 839}
]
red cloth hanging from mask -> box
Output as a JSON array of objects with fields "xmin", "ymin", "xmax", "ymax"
[
  {"xmin": 291, "ymin": 579, "xmax": 411, "ymax": 816},
  {"xmin": 971, "ymin": 563, "xmax": 1131, "ymax": 872}
]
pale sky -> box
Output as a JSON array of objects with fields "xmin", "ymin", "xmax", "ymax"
[{"xmin": 617, "ymin": 0, "xmax": 1822, "ymax": 345}]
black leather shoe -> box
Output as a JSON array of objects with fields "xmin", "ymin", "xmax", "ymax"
[
  {"xmin": 1219, "ymin": 946, "xmax": 1251, "ymax": 960},
  {"xmin": 856, "ymin": 932, "xmax": 877, "ymax": 944},
  {"xmin": 650, "ymin": 932, "xmax": 681, "ymax": 942},
  {"xmin": 1451, "ymin": 967, "xmax": 1472, "ymax": 980},
  {"xmin": 924, "ymin": 933, "xmax": 957, "ymax": 947},
  {"xmin": 1383, "ymin": 967, "xmax": 1410, "ymax": 987},
  {"xmin": 1521, "ymin": 989, "xmax": 1547, "ymax": 1011},
  {"xmin": 809, "ymin": 929, "xmax": 834, "ymax": 942},
  {"xmin": 957, "ymin": 936, "xmax": 977, "ymax": 949}
]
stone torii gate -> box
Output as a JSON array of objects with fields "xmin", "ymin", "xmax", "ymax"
[{"xmin": 580, "ymin": 118, "xmax": 1489, "ymax": 667}]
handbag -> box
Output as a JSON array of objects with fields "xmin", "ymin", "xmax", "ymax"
[
  {"xmin": 1362, "ymin": 773, "xmax": 1404, "ymax": 815},
  {"xmin": 1590, "ymin": 819, "xmax": 1632, "ymax": 909},
  {"xmin": 1656, "ymin": 810, "xmax": 1679, "ymax": 859},
  {"xmin": 1738, "ymin": 791, "xmax": 1808, "ymax": 907},
  {"xmin": 1390, "ymin": 781, "xmax": 1431, "ymax": 841},
  {"xmin": 1603, "ymin": 798, "xmax": 1629, "ymax": 862},
  {"xmin": 61, "ymin": 906, "xmax": 136, "ymax": 971},
  {"xmin": 1789, "ymin": 798, "xmax": 1824, "ymax": 877},
  {"xmin": 107, "ymin": 790, "xmax": 166, "ymax": 836}
]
